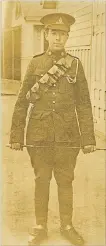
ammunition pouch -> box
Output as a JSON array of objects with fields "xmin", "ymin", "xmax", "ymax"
[{"xmin": 26, "ymin": 55, "xmax": 78, "ymax": 104}]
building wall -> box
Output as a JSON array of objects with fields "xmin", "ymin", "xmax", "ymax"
[
  {"xmin": 90, "ymin": 1, "xmax": 105, "ymax": 135},
  {"xmin": 2, "ymin": 1, "xmax": 22, "ymax": 81},
  {"xmin": 57, "ymin": 1, "xmax": 93, "ymax": 90},
  {"xmin": 2, "ymin": 2, "xmax": 38, "ymax": 81},
  {"xmin": 57, "ymin": 0, "xmax": 105, "ymax": 136},
  {"xmin": 57, "ymin": 1, "xmax": 93, "ymax": 46},
  {"xmin": 2, "ymin": 1, "xmax": 52, "ymax": 81}
]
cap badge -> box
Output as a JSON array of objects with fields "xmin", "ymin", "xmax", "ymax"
[{"xmin": 56, "ymin": 17, "xmax": 64, "ymax": 24}]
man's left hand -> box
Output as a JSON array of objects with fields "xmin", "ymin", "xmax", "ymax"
[{"xmin": 82, "ymin": 145, "xmax": 96, "ymax": 154}]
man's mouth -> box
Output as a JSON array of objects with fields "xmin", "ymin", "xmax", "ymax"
[{"xmin": 54, "ymin": 43, "xmax": 61, "ymax": 46}]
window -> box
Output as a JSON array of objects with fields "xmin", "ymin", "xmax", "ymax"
[
  {"xmin": 2, "ymin": 26, "xmax": 21, "ymax": 80},
  {"xmin": 93, "ymin": 106, "xmax": 96, "ymax": 116},
  {"xmin": 41, "ymin": 0, "xmax": 57, "ymax": 9},
  {"xmin": 94, "ymin": 88, "xmax": 97, "ymax": 100},
  {"xmin": 99, "ymin": 89, "xmax": 102, "ymax": 100},
  {"xmin": 13, "ymin": 27, "xmax": 21, "ymax": 80},
  {"xmin": 2, "ymin": 30, "xmax": 12, "ymax": 79},
  {"xmin": 98, "ymin": 107, "xmax": 101, "ymax": 118},
  {"xmin": 15, "ymin": 1, "xmax": 21, "ymax": 20}
]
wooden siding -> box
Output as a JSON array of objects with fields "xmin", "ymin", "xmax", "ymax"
[
  {"xmin": 67, "ymin": 4, "xmax": 93, "ymax": 47},
  {"xmin": 58, "ymin": 0, "xmax": 106, "ymax": 135},
  {"xmin": 57, "ymin": 1, "xmax": 93, "ymax": 83},
  {"xmin": 90, "ymin": 1, "xmax": 105, "ymax": 133},
  {"xmin": 57, "ymin": 1, "xmax": 92, "ymax": 84},
  {"xmin": 58, "ymin": 1, "xmax": 93, "ymax": 89}
]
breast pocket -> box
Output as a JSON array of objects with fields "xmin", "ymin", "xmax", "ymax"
[
  {"xmin": 58, "ymin": 77, "xmax": 69, "ymax": 94},
  {"xmin": 63, "ymin": 112, "xmax": 73, "ymax": 122},
  {"xmin": 33, "ymin": 69, "xmax": 45, "ymax": 82},
  {"xmin": 58, "ymin": 77, "xmax": 75, "ymax": 95}
]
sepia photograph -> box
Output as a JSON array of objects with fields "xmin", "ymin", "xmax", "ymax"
[{"xmin": 1, "ymin": 0, "xmax": 106, "ymax": 245}]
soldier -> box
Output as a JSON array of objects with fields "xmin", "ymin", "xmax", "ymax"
[{"xmin": 9, "ymin": 13, "xmax": 96, "ymax": 246}]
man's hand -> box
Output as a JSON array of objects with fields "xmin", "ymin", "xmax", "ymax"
[
  {"xmin": 10, "ymin": 143, "xmax": 23, "ymax": 151},
  {"xmin": 82, "ymin": 145, "xmax": 96, "ymax": 154}
]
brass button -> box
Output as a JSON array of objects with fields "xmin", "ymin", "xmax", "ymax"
[
  {"xmin": 53, "ymin": 109, "xmax": 55, "ymax": 112},
  {"xmin": 53, "ymin": 60, "xmax": 56, "ymax": 64},
  {"xmin": 54, "ymin": 84, "xmax": 56, "ymax": 87},
  {"xmin": 53, "ymin": 92, "xmax": 56, "ymax": 95},
  {"xmin": 48, "ymin": 51, "xmax": 52, "ymax": 56},
  {"xmin": 53, "ymin": 101, "xmax": 55, "ymax": 104},
  {"xmin": 61, "ymin": 52, "xmax": 64, "ymax": 56}
]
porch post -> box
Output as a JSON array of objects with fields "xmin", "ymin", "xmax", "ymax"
[{"xmin": 21, "ymin": 23, "xmax": 34, "ymax": 81}]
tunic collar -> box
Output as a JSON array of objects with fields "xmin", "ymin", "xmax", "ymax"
[{"xmin": 46, "ymin": 48, "xmax": 67, "ymax": 58}]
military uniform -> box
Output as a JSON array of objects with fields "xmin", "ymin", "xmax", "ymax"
[
  {"xmin": 10, "ymin": 50, "xmax": 95, "ymax": 147},
  {"xmin": 10, "ymin": 12, "xmax": 96, "ymax": 246}
]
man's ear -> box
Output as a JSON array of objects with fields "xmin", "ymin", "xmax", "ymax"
[{"xmin": 67, "ymin": 32, "xmax": 69, "ymax": 38}]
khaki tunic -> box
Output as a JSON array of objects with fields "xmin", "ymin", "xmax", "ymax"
[{"xmin": 10, "ymin": 51, "xmax": 96, "ymax": 147}]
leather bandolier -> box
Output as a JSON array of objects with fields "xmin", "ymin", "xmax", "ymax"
[{"xmin": 26, "ymin": 54, "xmax": 79, "ymax": 104}]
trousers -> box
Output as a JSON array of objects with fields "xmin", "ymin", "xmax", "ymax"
[{"xmin": 28, "ymin": 146, "xmax": 79, "ymax": 227}]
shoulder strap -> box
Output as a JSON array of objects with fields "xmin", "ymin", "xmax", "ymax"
[
  {"xmin": 72, "ymin": 57, "xmax": 79, "ymax": 83},
  {"xmin": 33, "ymin": 52, "xmax": 45, "ymax": 58},
  {"xmin": 66, "ymin": 53, "xmax": 79, "ymax": 82},
  {"xmin": 62, "ymin": 54, "xmax": 79, "ymax": 84}
]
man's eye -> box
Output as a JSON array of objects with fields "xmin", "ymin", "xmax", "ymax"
[
  {"xmin": 52, "ymin": 31, "xmax": 56, "ymax": 35},
  {"xmin": 62, "ymin": 32, "xmax": 66, "ymax": 36}
]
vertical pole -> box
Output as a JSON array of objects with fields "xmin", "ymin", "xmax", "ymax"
[{"xmin": 41, "ymin": 27, "xmax": 44, "ymax": 52}]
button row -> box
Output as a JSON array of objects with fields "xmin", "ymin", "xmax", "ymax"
[{"xmin": 53, "ymin": 89, "xmax": 56, "ymax": 111}]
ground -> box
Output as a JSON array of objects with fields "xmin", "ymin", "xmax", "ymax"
[{"xmin": 2, "ymin": 96, "xmax": 106, "ymax": 246}]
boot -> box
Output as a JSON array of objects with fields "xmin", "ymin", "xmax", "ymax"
[
  {"xmin": 28, "ymin": 225, "xmax": 48, "ymax": 245},
  {"xmin": 60, "ymin": 224, "xmax": 85, "ymax": 246}
]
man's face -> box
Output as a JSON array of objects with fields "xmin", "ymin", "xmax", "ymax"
[{"xmin": 45, "ymin": 29, "xmax": 69, "ymax": 51}]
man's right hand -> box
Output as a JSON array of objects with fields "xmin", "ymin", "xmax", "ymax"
[{"xmin": 10, "ymin": 143, "xmax": 23, "ymax": 151}]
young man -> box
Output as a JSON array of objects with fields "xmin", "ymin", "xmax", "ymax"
[{"xmin": 9, "ymin": 13, "xmax": 96, "ymax": 246}]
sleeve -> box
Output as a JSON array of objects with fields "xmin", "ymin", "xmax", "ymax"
[
  {"xmin": 9, "ymin": 58, "xmax": 36, "ymax": 145},
  {"xmin": 75, "ymin": 59, "xmax": 96, "ymax": 147}
]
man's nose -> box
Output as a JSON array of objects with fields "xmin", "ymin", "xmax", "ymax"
[{"xmin": 56, "ymin": 33, "xmax": 60, "ymax": 40}]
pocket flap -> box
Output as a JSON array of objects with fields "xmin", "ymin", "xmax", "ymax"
[{"xmin": 33, "ymin": 69, "xmax": 45, "ymax": 77}]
